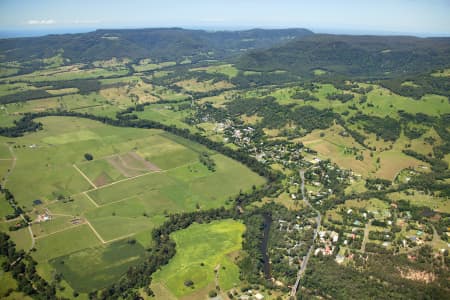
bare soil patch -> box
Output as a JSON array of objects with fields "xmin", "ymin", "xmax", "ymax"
[
  {"xmin": 107, "ymin": 152, "xmax": 160, "ymax": 178},
  {"xmin": 93, "ymin": 172, "xmax": 112, "ymax": 187}
]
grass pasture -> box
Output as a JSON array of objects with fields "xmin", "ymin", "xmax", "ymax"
[
  {"xmin": 31, "ymin": 215, "xmax": 79, "ymax": 238},
  {"xmin": 2, "ymin": 64, "xmax": 129, "ymax": 83},
  {"xmin": 190, "ymin": 64, "xmax": 239, "ymax": 78},
  {"xmin": 86, "ymin": 153, "xmax": 264, "ymax": 210},
  {"xmin": 299, "ymin": 124, "xmax": 374, "ymax": 176},
  {"xmin": 78, "ymin": 158, "xmax": 126, "ymax": 186},
  {"xmin": 152, "ymin": 219, "xmax": 244, "ymax": 298},
  {"xmin": 0, "ymin": 115, "xmax": 265, "ymax": 294},
  {"xmin": 51, "ymin": 240, "xmax": 146, "ymax": 292},
  {"xmin": 388, "ymin": 191, "xmax": 450, "ymax": 214},
  {"xmin": 175, "ymin": 78, "xmax": 233, "ymax": 93},
  {"xmin": 374, "ymin": 150, "xmax": 424, "ymax": 180},
  {"xmin": 8, "ymin": 227, "xmax": 32, "ymax": 252},
  {"xmin": 134, "ymin": 103, "xmax": 194, "ymax": 131},
  {"xmin": 46, "ymin": 193, "xmax": 96, "ymax": 216},
  {"xmin": 32, "ymin": 224, "xmax": 101, "ymax": 262},
  {"xmin": 0, "ymin": 194, "xmax": 15, "ymax": 218}
]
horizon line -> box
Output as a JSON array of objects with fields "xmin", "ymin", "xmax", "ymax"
[{"xmin": 0, "ymin": 25, "xmax": 449, "ymax": 39}]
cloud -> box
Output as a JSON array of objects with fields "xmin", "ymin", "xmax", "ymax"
[{"xmin": 27, "ymin": 19, "xmax": 56, "ymax": 25}]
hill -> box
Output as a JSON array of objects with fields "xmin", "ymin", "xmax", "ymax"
[
  {"xmin": 0, "ymin": 27, "xmax": 313, "ymax": 64},
  {"xmin": 237, "ymin": 34, "xmax": 450, "ymax": 79}
]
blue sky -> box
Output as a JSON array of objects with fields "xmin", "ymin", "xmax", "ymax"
[{"xmin": 0, "ymin": 0, "xmax": 449, "ymax": 37}]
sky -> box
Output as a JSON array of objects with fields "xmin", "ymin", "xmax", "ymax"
[{"xmin": 0, "ymin": 0, "xmax": 449, "ymax": 37}]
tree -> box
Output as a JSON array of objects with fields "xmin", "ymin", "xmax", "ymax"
[
  {"xmin": 209, "ymin": 290, "xmax": 218, "ymax": 297},
  {"xmin": 84, "ymin": 153, "xmax": 93, "ymax": 161}
]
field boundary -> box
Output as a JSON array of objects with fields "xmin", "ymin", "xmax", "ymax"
[
  {"xmin": 34, "ymin": 222, "xmax": 86, "ymax": 240},
  {"xmin": 85, "ymin": 220, "xmax": 106, "ymax": 243},
  {"xmin": 83, "ymin": 192, "xmax": 99, "ymax": 208},
  {"xmin": 73, "ymin": 164, "xmax": 97, "ymax": 189},
  {"xmin": 83, "ymin": 159, "xmax": 198, "ymax": 197}
]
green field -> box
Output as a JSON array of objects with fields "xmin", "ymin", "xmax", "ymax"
[
  {"xmin": 152, "ymin": 219, "xmax": 245, "ymax": 298},
  {"xmin": 0, "ymin": 194, "xmax": 15, "ymax": 218},
  {"xmin": 0, "ymin": 115, "xmax": 264, "ymax": 295},
  {"xmin": 190, "ymin": 64, "xmax": 239, "ymax": 78},
  {"xmin": 51, "ymin": 240, "xmax": 146, "ymax": 292},
  {"xmin": 32, "ymin": 224, "xmax": 102, "ymax": 262}
]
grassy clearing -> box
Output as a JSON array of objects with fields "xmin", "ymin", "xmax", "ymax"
[
  {"xmin": 313, "ymin": 69, "xmax": 327, "ymax": 75},
  {"xmin": 0, "ymin": 158, "xmax": 12, "ymax": 178},
  {"xmin": 388, "ymin": 191, "xmax": 450, "ymax": 214},
  {"xmin": 299, "ymin": 124, "xmax": 374, "ymax": 177},
  {"xmin": 152, "ymin": 219, "xmax": 244, "ymax": 298},
  {"xmin": 0, "ymin": 82, "xmax": 38, "ymax": 97},
  {"xmin": 46, "ymin": 193, "xmax": 96, "ymax": 216},
  {"xmin": 269, "ymin": 83, "xmax": 450, "ymax": 119},
  {"xmin": 0, "ymin": 143, "xmax": 12, "ymax": 159},
  {"xmin": 431, "ymin": 68, "xmax": 450, "ymax": 77},
  {"xmin": 32, "ymin": 224, "xmax": 101, "ymax": 262},
  {"xmin": 0, "ymin": 116, "xmax": 164, "ymax": 208},
  {"xmin": 365, "ymin": 86, "xmax": 450, "ymax": 117},
  {"xmin": 0, "ymin": 111, "xmax": 20, "ymax": 127},
  {"xmin": 5, "ymin": 98, "xmax": 61, "ymax": 114},
  {"xmin": 300, "ymin": 123, "xmax": 427, "ymax": 180},
  {"xmin": 401, "ymin": 81, "xmax": 420, "ymax": 88},
  {"xmin": 197, "ymin": 91, "xmax": 234, "ymax": 108},
  {"xmin": 325, "ymin": 198, "xmax": 389, "ymax": 224},
  {"xmin": 135, "ymin": 104, "xmax": 194, "ymax": 131},
  {"xmin": 375, "ymin": 151, "xmax": 424, "ymax": 180},
  {"xmin": 0, "ymin": 259, "xmax": 18, "ymax": 297},
  {"xmin": 46, "ymin": 88, "xmax": 79, "ymax": 95},
  {"xmin": 51, "ymin": 240, "xmax": 146, "ymax": 292},
  {"xmin": 260, "ymin": 192, "xmax": 305, "ymax": 210},
  {"xmin": 2, "ymin": 64, "xmax": 129, "ymax": 83},
  {"xmin": 190, "ymin": 64, "xmax": 239, "ymax": 78},
  {"xmin": 0, "ymin": 194, "xmax": 15, "ymax": 218},
  {"xmin": 344, "ymin": 198, "xmax": 389, "ymax": 211},
  {"xmin": 8, "ymin": 227, "xmax": 32, "ymax": 252},
  {"xmin": 175, "ymin": 78, "xmax": 233, "ymax": 93},
  {"xmin": 77, "ymin": 158, "xmax": 126, "ymax": 186},
  {"xmin": 86, "ymin": 153, "xmax": 264, "ymax": 210},
  {"xmin": 31, "ymin": 215, "xmax": 77, "ymax": 238},
  {"xmin": 132, "ymin": 61, "xmax": 176, "ymax": 73},
  {"xmin": 85, "ymin": 199, "xmax": 167, "ymax": 241}
]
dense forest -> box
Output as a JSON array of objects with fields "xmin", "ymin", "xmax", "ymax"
[
  {"xmin": 237, "ymin": 34, "xmax": 450, "ymax": 79},
  {"xmin": 0, "ymin": 28, "xmax": 312, "ymax": 64}
]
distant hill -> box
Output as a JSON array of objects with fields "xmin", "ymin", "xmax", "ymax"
[
  {"xmin": 0, "ymin": 27, "xmax": 313, "ymax": 63},
  {"xmin": 237, "ymin": 34, "xmax": 450, "ymax": 79}
]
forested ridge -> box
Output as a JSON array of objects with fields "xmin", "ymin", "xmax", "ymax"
[{"xmin": 0, "ymin": 28, "xmax": 313, "ymax": 64}]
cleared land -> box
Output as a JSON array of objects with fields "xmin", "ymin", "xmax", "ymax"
[
  {"xmin": 51, "ymin": 240, "xmax": 146, "ymax": 292},
  {"xmin": 152, "ymin": 219, "xmax": 245, "ymax": 298},
  {"xmin": 0, "ymin": 116, "xmax": 264, "ymax": 294},
  {"xmin": 300, "ymin": 123, "xmax": 424, "ymax": 180}
]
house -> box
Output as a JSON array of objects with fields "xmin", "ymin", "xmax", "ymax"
[
  {"xmin": 335, "ymin": 254, "xmax": 345, "ymax": 264},
  {"xmin": 330, "ymin": 231, "xmax": 339, "ymax": 243},
  {"xmin": 311, "ymin": 157, "xmax": 321, "ymax": 164},
  {"xmin": 255, "ymin": 293, "xmax": 264, "ymax": 300}
]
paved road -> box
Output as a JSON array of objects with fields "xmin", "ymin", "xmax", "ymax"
[{"xmin": 291, "ymin": 170, "xmax": 322, "ymax": 297}]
